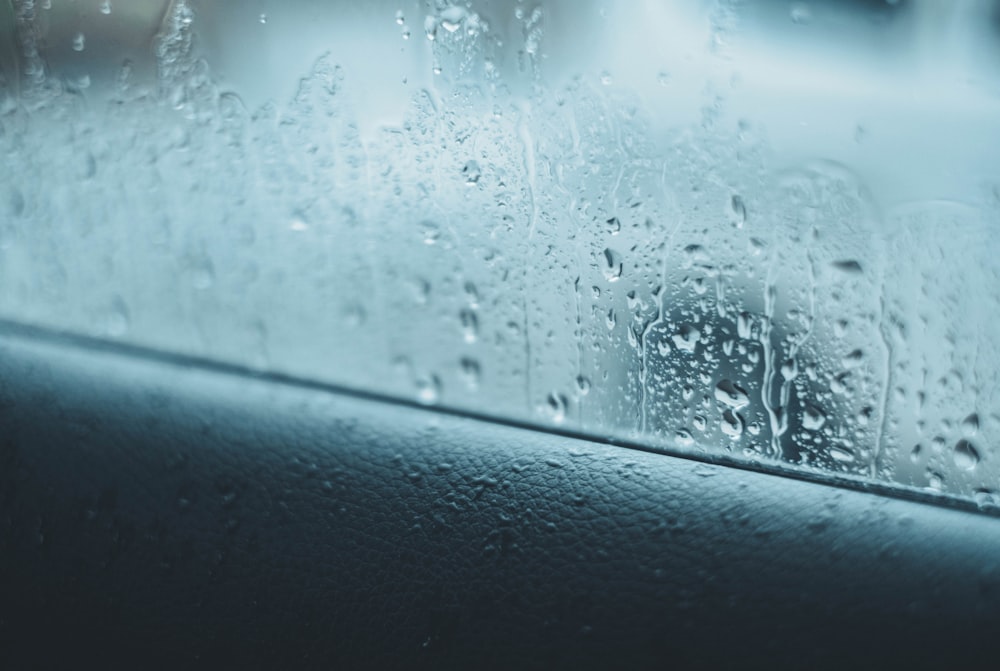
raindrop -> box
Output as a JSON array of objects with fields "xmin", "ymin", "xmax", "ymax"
[
  {"xmin": 606, "ymin": 217, "xmax": 621, "ymax": 235},
  {"xmin": 395, "ymin": 10, "xmax": 405, "ymax": 25},
  {"xmin": 974, "ymin": 489, "xmax": 998, "ymax": 509},
  {"xmin": 100, "ymin": 1, "xmax": 112, "ymax": 15},
  {"xmin": 736, "ymin": 312, "xmax": 752, "ymax": 339},
  {"xmin": 460, "ymin": 357, "xmax": 481, "ymax": 389},
  {"xmin": 841, "ymin": 349, "xmax": 864, "ymax": 369},
  {"xmin": 601, "ymin": 248, "xmax": 623, "ymax": 282},
  {"xmin": 926, "ymin": 471, "xmax": 944, "ymax": 492},
  {"xmin": 81, "ymin": 152, "xmax": 97, "ymax": 179},
  {"xmin": 546, "ymin": 392, "xmax": 568, "ymax": 424},
  {"xmin": 721, "ymin": 410, "xmax": 745, "ymax": 439},
  {"xmin": 961, "ymin": 413, "xmax": 979, "ymax": 437},
  {"xmin": 909, "ymin": 444, "xmax": 922, "ymax": 463},
  {"xmin": 802, "ymin": 405, "xmax": 826, "ymax": 431},
  {"xmin": 674, "ymin": 429, "xmax": 695, "ymax": 447},
  {"xmin": 416, "ymin": 375, "xmax": 441, "ymax": 405},
  {"xmin": 440, "ymin": 6, "xmax": 466, "ymax": 32},
  {"xmin": 462, "ymin": 160, "xmax": 481, "ymax": 185},
  {"xmin": 424, "ymin": 15, "xmax": 438, "ymax": 40},
  {"xmin": 790, "ymin": 2, "xmax": 811, "ymax": 24},
  {"xmin": 343, "ymin": 303, "xmax": 366, "ymax": 327},
  {"xmin": 599, "ymin": 71, "xmax": 613, "ymax": 85},
  {"xmin": 831, "ymin": 260, "xmax": 864, "ymax": 275},
  {"xmin": 421, "ymin": 220, "xmax": 441, "ymax": 245},
  {"xmin": 72, "ymin": 32, "xmax": 85, "ymax": 52},
  {"xmin": 188, "ymin": 259, "xmax": 215, "ymax": 290},
  {"xmin": 714, "ymin": 379, "xmax": 750, "ymax": 409},
  {"xmin": 730, "ymin": 195, "xmax": 747, "ymax": 228},
  {"xmin": 692, "ymin": 415, "xmax": 707, "ymax": 432},
  {"xmin": 672, "ymin": 324, "xmax": 700, "ymax": 352},
  {"xmin": 829, "ymin": 446, "xmax": 855, "ymax": 464},
  {"xmin": 780, "ymin": 358, "xmax": 798, "ymax": 380},
  {"xmin": 259, "ymin": 13, "xmax": 267, "ymax": 24},
  {"xmin": 575, "ymin": 375, "xmax": 591, "ymax": 395},
  {"xmin": 459, "ymin": 308, "xmax": 479, "ymax": 343},
  {"xmin": 464, "ymin": 281, "xmax": 479, "ymax": 307},
  {"xmin": 104, "ymin": 297, "xmax": 130, "ymax": 337},
  {"xmin": 953, "ymin": 439, "xmax": 980, "ymax": 471}
]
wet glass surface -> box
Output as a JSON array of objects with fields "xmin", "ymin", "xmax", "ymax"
[{"xmin": 1, "ymin": 0, "xmax": 998, "ymax": 505}]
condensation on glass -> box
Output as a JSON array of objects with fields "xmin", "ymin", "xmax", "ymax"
[{"xmin": 1, "ymin": 0, "xmax": 998, "ymax": 505}]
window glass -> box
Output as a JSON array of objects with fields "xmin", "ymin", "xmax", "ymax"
[{"xmin": 2, "ymin": 0, "xmax": 998, "ymax": 506}]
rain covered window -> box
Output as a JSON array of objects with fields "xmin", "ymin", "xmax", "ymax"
[{"xmin": 1, "ymin": 0, "xmax": 998, "ymax": 507}]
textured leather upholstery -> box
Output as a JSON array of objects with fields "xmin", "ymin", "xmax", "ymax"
[{"xmin": 2, "ymin": 332, "xmax": 999, "ymax": 669}]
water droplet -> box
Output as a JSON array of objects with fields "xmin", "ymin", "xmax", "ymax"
[
  {"xmin": 803, "ymin": 405, "xmax": 826, "ymax": 431},
  {"xmin": 546, "ymin": 392, "xmax": 568, "ymax": 424},
  {"xmin": 974, "ymin": 489, "xmax": 998, "ymax": 509},
  {"xmin": 961, "ymin": 413, "xmax": 980, "ymax": 437},
  {"xmin": 606, "ymin": 217, "xmax": 621, "ymax": 235},
  {"xmin": 440, "ymin": 6, "xmax": 466, "ymax": 32},
  {"xmin": 780, "ymin": 358, "xmax": 798, "ymax": 380},
  {"xmin": 953, "ymin": 439, "xmax": 980, "ymax": 471},
  {"xmin": 395, "ymin": 10, "xmax": 405, "ymax": 25},
  {"xmin": 790, "ymin": 2, "xmax": 811, "ymax": 24},
  {"xmin": 80, "ymin": 152, "xmax": 97, "ymax": 179},
  {"xmin": 730, "ymin": 195, "xmax": 746, "ymax": 228},
  {"xmin": 856, "ymin": 406, "xmax": 873, "ymax": 427},
  {"xmin": 599, "ymin": 71, "xmax": 613, "ymax": 85},
  {"xmin": 721, "ymin": 410, "xmax": 745, "ymax": 439},
  {"xmin": 926, "ymin": 471, "xmax": 944, "ymax": 492},
  {"xmin": 460, "ymin": 357, "xmax": 481, "ymax": 389},
  {"xmin": 714, "ymin": 379, "xmax": 750, "ymax": 409},
  {"xmin": 103, "ymin": 297, "xmax": 130, "ymax": 337},
  {"xmin": 831, "ymin": 260, "xmax": 864, "ymax": 275},
  {"xmin": 416, "ymin": 375, "xmax": 441, "ymax": 405},
  {"xmin": 459, "ymin": 308, "xmax": 479, "ymax": 343},
  {"xmin": 343, "ymin": 303, "xmax": 366, "ymax": 327},
  {"xmin": 909, "ymin": 444, "xmax": 922, "ymax": 463},
  {"xmin": 737, "ymin": 312, "xmax": 752, "ymax": 339},
  {"xmin": 601, "ymin": 248, "xmax": 623, "ymax": 282},
  {"xmin": 674, "ymin": 429, "xmax": 695, "ymax": 447},
  {"xmin": 424, "ymin": 15, "xmax": 438, "ymax": 40},
  {"xmin": 657, "ymin": 71, "xmax": 671, "ymax": 86},
  {"xmin": 672, "ymin": 324, "xmax": 700, "ymax": 353},
  {"xmin": 841, "ymin": 349, "xmax": 864, "ymax": 369},
  {"xmin": 99, "ymin": 1, "xmax": 112, "ymax": 15},
  {"xmin": 421, "ymin": 220, "xmax": 441, "ymax": 245},
  {"xmin": 830, "ymin": 446, "xmax": 855, "ymax": 463},
  {"xmin": 72, "ymin": 32, "xmax": 85, "ymax": 52},
  {"xmin": 692, "ymin": 415, "xmax": 707, "ymax": 432},
  {"xmin": 575, "ymin": 375, "xmax": 591, "ymax": 395},
  {"xmin": 188, "ymin": 259, "xmax": 215, "ymax": 290},
  {"xmin": 462, "ymin": 160, "xmax": 481, "ymax": 185}
]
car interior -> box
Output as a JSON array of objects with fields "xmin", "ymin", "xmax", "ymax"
[{"xmin": 2, "ymin": 0, "xmax": 999, "ymax": 668}]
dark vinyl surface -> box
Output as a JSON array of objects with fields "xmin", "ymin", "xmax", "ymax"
[{"xmin": 1, "ymin": 332, "xmax": 999, "ymax": 670}]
